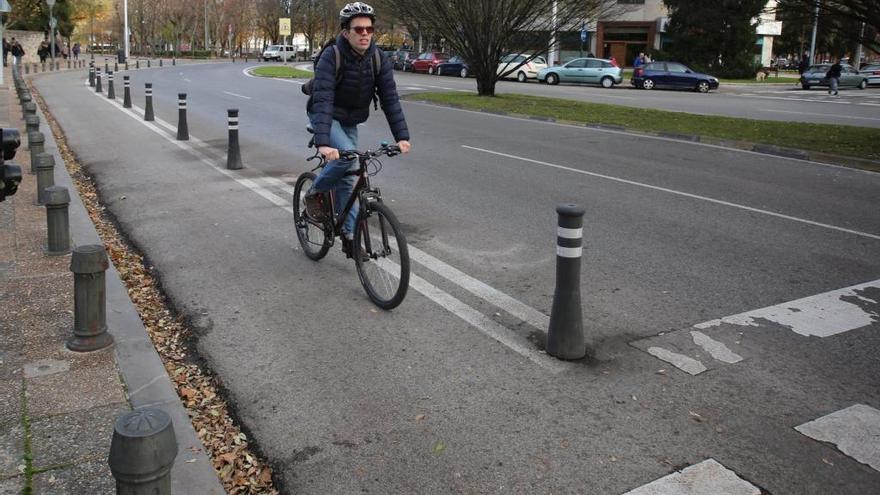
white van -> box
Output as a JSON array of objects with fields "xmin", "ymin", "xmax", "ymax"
[{"xmin": 262, "ymin": 45, "xmax": 296, "ymax": 62}]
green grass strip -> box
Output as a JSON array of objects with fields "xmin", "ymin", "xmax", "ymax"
[
  {"xmin": 408, "ymin": 92, "xmax": 880, "ymax": 161},
  {"xmin": 251, "ymin": 66, "xmax": 313, "ymax": 79}
]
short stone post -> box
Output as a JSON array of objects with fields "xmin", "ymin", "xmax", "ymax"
[
  {"xmin": 227, "ymin": 109, "xmax": 242, "ymax": 170},
  {"xmin": 144, "ymin": 83, "xmax": 154, "ymax": 121},
  {"xmin": 24, "ymin": 63, "xmax": 29, "ymax": 74},
  {"xmin": 176, "ymin": 93, "xmax": 188, "ymax": 140},
  {"xmin": 172, "ymin": 58, "xmax": 176, "ymax": 66},
  {"xmin": 114, "ymin": 61, "xmax": 118, "ymax": 72},
  {"xmin": 136, "ymin": 59, "xmax": 140, "ymax": 69},
  {"xmin": 147, "ymin": 59, "xmax": 151, "ymax": 68},
  {"xmin": 89, "ymin": 62, "xmax": 95, "ymax": 87},
  {"xmin": 22, "ymin": 102, "xmax": 36, "ymax": 121},
  {"xmin": 67, "ymin": 59, "xmax": 71, "ymax": 69},
  {"xmin": 67, "ymin": 244, "xmax": 114, "ymax": 352},
  {"xmin": 95, "ymin": 67, "xmax": 103, "ymax": 93},
  {"xmin": 44, "ymin": 186, "xmax": 71, "ymax": 256},
  {"xmin": 41, "ymin": 61, "xmax": 45, "ymax": 72},
  {"xmin": 123, "ymin": 76, "xmax": 132, "ymax": 108},
  {"xmin": 104, "ymin": 60, "xmax": 109, "ymax": 73},
  {"xmin": 159, "ymin": 58, "xmax": 163, "ymax": 67},
  {"xmin": 125, "ymin": 60, "xmax": 129, "ymax": 71},
  {"xmin": 34, "ymin": 153, "xmax": 55, "ymax": 205},
  {"xmin": 108, "ymin": 408, "xmax": 177, "ymax": 495},
  {"xmin": 25, "ymin": 114, "xmax": 40, "ymax": 135},
  {"xmin": 55, "ymin": 61, "xmax": 59, "ymax": 70},
  {"xmin": 546, "ymin": 204, "xmax": 587, "ymax": 360},
  {"xmin": 107, "ymin": 71, "xmax": 115, "ymax": 99},
  {"xmin": 27, "ymin": 132, "xmax": 44, "ymax": 171}
]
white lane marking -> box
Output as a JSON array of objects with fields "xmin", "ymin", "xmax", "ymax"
[
  {"xmin": 86, "ymin": 80, "xmax": 563, "ymax": 372},
  {"xmin": 402, "ymin": 86, "xmax": 426, "ymax": 91},
  {"xmin": 462, "ymin": 145, "xmax": 880, "ymax": 241},
  {"xmin": 623, "ymin": 459, "xmax": 761, "ymax": 495},
  {"xmin": 795, "ymin": 404, "xmax": 880, "ymax": 472},
  {"xmin": 735, "ymin": 94, "xmax": 854, "ymax": 105},
  {"xmin": 408, "ymin": 273, "xmax": 573, "ymax": 374},
  {"xmin": 223, "ymin": 91, "xmax": 252, "ymax": 100},
  {"xmin": 759, "ymin": 108, "xmax": 880, "ymax": 122},
  {"xmin": 557, "ymin": 227, "xmax": 582, "ymax": 239},
  {"xmin": 690, "ymin": 331, "xmax": 743, "ymax": 364},
  {"xmin": 404, "ymin": 100, "xmax": 875, "ymax": 174},
  {"xmin": 407, "ymin": 246, "xmax": 550, "ymax": 332},
  {"xmin": 646, "ymin": 347, "xmax": 707, "ymax": 375},
  {"xmin": 694, "ymin": 279, "xmax": 879, "ymax": 337}
]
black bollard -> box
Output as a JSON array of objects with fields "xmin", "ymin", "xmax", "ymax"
[
  {"xmin": 136, "ymin": 60, "xmax": 140, "ymax": 69},
  {"xmin": 147, "ymin": 59, "xmax": 151, "ymax": 68},
  {"xmin": 107, "ymin": 71, "xmax": 115, "ymax": 99},
  {"xmin": 27, "ymin": 132, "xmax": 44, "ymax": 172},
  {"xmin": 108, "ymin": 408, "xmax": 177, "ymax": 494},
  {"xmin": 176, "ymin": 93, "xmax": 189, "ymax": 140},
  {"xmin": 34, "ymin": 153, "xmax": 55, "ymax": 205},
  {"xmin": 67, "ymin": 244, "xmax": 114, "ymax": 352},
  {"xmin": 95, "ymin": 67, "xmax": 103, "ymax": 93},
  {"xmin": 159, "ymin": 58, "xmax": 163, "ymax": 67},
  {"xmin": 105, "ymin": 60, "xmax": 109, "ymax": 73},
  {"xmin": 172, "ymin": 58, "xmax": 176, "ymax": 66},
  {"xmin": 227, "ymin": 109, "xmax": 242, "ymax": 170},
  {"xmin": 89, "ymin": 63, "xmax": 95, "ymax": 87},
  {"xmin": 144, "ymin": 83, "xmax": 154, "ymax": 121},
  {"xmin": 123, "ymin": 75, "xmax": 132, "ymax": 108},
  {"xmin": 546, "ymin": 204, "xmax": 587, "ymax": 360},
  {"xmin": 114, "ymin": 61, "xmax": 118, "ymax": 72},
  {"xmin": 44, "ymin": 186, "xmax": 71, "ymax": 256}
]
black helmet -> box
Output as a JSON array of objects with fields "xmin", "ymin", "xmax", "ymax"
[{"xmin": 339, "ymin": 2, "xmax": 376, "ymax": 28}]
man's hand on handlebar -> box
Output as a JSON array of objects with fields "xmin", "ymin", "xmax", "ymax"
[
  {"xmin": 318, "ymin": 146, "xmax": 339, "ymax": 162},
  {"xmin": 397, "ymin": 140, "xmax": 411, "ymax": 154}
]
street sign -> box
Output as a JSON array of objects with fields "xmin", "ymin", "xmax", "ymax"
[
  {"xmin": 49, "ymin": 17, "xmax": 57, "ymax": 28},
  {"xmin": 580, "ymin": 29, "xmax": 587, "ymax": 43},
  {"xmin": 279, "ymin": 18, "xmax": 291, "ymax": 36}
]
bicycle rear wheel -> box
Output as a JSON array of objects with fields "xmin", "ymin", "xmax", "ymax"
[
  {"xmin": 353, "ymin": 201, "xmax": 410, "ymax": 310},
  {"xmin": 293, "ymin": 172, "xmax": 331, "ymax": 260}
]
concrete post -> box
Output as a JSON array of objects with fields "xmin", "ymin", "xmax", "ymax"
[
  {"xmin": 159, "ymin": 58, "xmax": 163, "ymax": 67},
  {"xmin": 227, "ymin": 109, "xmax": 242, "ymax": 170},
  {"xmin": 136, "ymin": 60, "xmax": 140, "ymax": 69},
  {"xmin": 546, "ymin": 204, "xmax": 587, "ymax": 360},
  {"xmin": 44, "ymin": 185, "xmax": 71, "ymax": 256},
  {"xmin": 114, "ymin": 61, "xmax": 118, "ymax": 72},
  {"xmin": 107, "ymin": 71, "xmax": 115, "ymax": 99},
  {"xmin": 55, "ymin": 61, "xmax": 59, "ymax": 70},
  {"xmin": 41, "ymin": 62, "xmax": 45, "ymax": 72},
  {"xmin": 25, "ymin": 115, "xmax": 40, "ymax": 135},
  {"xmin": 22, "ymin": 102, "xmax": 36, "ymax": 121},
  {"xmin": 67, "ymin": 59, "xmax": 71, "ymax": 69},
  {"xmin": 27, "ymin": 132, "xmax": 44, "ymax": 171},
  {"xmin": 172, "ymin": 58, "xmax": 176, "ymax": 66},
  {"xmin": 147, "ymin": 59, "xmax": 151, "ymax": 68},
  {"xmin": 123, "ymin": 76, "xmax": 132, "ymax": 108},
  {"xmin": 89, "ymin": 62, "xmax": 95, "ymax": 87},
  {"xmin": 34, "ymin": 153, "xmax": 55, "ymax": 205},
  {"xmin": 144, "ymin": 83, "xmax": 154, "ymax": 121},
  {"xmin": 24, "ymin": 63, "xmax": 29, "ymax": 74},
  {"xmin": 104, "ymin": 60, "xmax": 109, "ymax": 73},
  {"xmin": 67, "ymin": 244, "xmax": 114, "ymax": 352},
  {"xmin": 95, "ymin": 67, "xmax": 103, "ymax": 93},
  {"xmin": 108, "ymin": 408, "xmax": 177, "ymax": 495},
  {"xmin": 176, "ymin": 93, "xmax": 189, "ymax": 140},
  {"xmin": 125, "ymin": 61, "xmax": 129, "ymax": 71}
]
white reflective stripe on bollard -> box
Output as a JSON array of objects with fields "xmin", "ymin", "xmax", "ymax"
[
  {"xmin": 557, "ymin": 227, "xmax": 582, "ymax": 239},
  {"xmin": 556, "ymin": 246, "xmax": 582, "ymax": 258}
]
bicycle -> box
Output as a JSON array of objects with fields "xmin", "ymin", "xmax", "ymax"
[{"xmin": 293, "ymin": 125, "xmax": 410, "ymax": 310}]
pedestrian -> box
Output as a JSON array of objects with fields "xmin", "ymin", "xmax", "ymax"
[
  {"xmin": 798, "ymin": 52, "xmax": 809, "ymax": 75},
  {"xmin": 38, "ymin": 41, "xmax": 48, "ymax": 63},
  {"xmin": 633, "ymin": 51, "xmax": 645, "ymax": 69},
  {"xmin": 609, "ymin": 55, "xmax": 618, "ymax": 67},
  {"xmin": 303, "ymin": 1, "xmax": 411, "ymax": 258},
  {"xmin": 2, "ymin": 38, "xmax": 8, "ymax": 67},
  {"xmin": 644, "ymin": 52, "xmax": 653, "ymax": 63},
  {"xmin": 10, "ymin": 39, "xmax": 24, "ymax": 66},
  {"xmin": 826, "ymin": 58, "xmax": 842, "ymax": 96},
  {"xmin": 72, "ymin": 42, "xmax": 80, "ymax": 60}
]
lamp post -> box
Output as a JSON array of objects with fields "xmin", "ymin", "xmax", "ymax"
[
  {"xmin": 47, "ymin": 0, "xmax": 56, "ymax": 64},
  {"xmin": 123, "ymin": 0, "xmax": 129, "ymax": 60},
  {"xmin": 0, "ymin": 0, "xmax": 9, "ymax": 85}
]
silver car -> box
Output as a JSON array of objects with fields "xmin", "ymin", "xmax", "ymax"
[
  {"xmin": 537, "ymin": 58, "xmax": 624, "ymax": 88},
  {"xmin": 862, "ymin": 64, "xmax": 880, "ymax": 86},
  {"xmin": 799, "ymin": 64, "xmax": 868, "ymax": 90}
]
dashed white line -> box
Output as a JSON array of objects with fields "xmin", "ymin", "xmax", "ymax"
[
  {"xmin": 646, "ymin": 347, "xmax": 707, "ymax": 375},
  {"xmin": 623, "ymin": 459, "xmax": 761, "ymax": 495},
  {"xmin": 223, "ymin": 90, "xmax": 252, "ymax": 100},
  {"xmin": 795, "ymin": 404, "xmax": 880, "ymax": 472}
]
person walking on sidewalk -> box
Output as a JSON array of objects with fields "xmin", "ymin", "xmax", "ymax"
[
  {"xmin": 10, "ymin": 39, "xmax": 24, "ymax": 66},
  {"xmin": 2, "ymin": 38, "xmax": 8, "ymax": 67},
  {"xmin": 303, "ymin": 1, "xmax": 411, "ymax": 258},
  {"xmin": 826, "ymin": 59, "xmax": 842, "ymax": 95}
]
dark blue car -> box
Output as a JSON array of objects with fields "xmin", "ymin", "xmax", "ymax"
[
  {"xmin": 435, "ymin": 56, "xmax": 470, "ymax": 78},
  {"xmin": 631, "ymin": 61, "xmax": 719, "ymax": 93}
]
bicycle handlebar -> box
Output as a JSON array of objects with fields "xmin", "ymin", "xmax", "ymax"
[{"xmin": 338, "ymin": 143, "xmax": 401, "ymax": 161}]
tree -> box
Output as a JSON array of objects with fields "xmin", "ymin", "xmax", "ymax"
[
  {"xmin": 375, "ymin": 0, "xmax": 624, "ymax": 96},
  {"xmin": 774, "ymin": 0, "xmax": 879, "ymax": 58},
  {"xmin": 662, "ymin": 0, "xmax": 767, "ymax": 78}
]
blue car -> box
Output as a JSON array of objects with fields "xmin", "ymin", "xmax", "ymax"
[
  {"xmin": 631, "ymin": 61, "xmax": 719, "ymax": 93},
  {"xmin": 435, "ymin": 56, "xmax": 470, "ymax": 77}
]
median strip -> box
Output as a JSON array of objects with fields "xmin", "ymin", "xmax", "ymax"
[
  {"xmin": 250, "ymin": 66, "xmax": 313, "ymax": 79},
  {"xmin": 405, "ymin": 92, "xmax": 880, "ymax": 167}
]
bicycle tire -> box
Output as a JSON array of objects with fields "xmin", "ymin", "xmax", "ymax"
[
  {"xmin": 353, "ymin": 201, "xmax": 410, "ymax": 310},
  {"xmin": 293, "ymin": 172, "xmax": 331, "ymax": 260}
]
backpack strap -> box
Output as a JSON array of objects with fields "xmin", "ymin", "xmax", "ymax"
[
  {"xmin": 334, "ymin": 45, "xmax": 342, "ymax": 82},
  {"xmin": 371, "ymin": 49, "xmax": 381, "ymax": 110}
]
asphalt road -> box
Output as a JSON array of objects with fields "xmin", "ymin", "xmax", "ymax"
[
  {"xmin": 387, "ymin": 68, "xmax": 880, "ymax": 128},
  {"xmin": 35, "ymin": 62, "xmax": 880, "ymax": 494}
]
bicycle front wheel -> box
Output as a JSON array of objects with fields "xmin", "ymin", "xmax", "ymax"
[
  {"xmin": 293, "ymin": 172, "xmax": 331, "ymax": 260},
  {"xmin": 353, "ymin": 201, "xmax": 410, "ymax": 310}
]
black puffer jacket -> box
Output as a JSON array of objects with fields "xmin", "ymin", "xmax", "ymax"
[{"xmin": 309, "ymin": 34, "xmax": 409, "ymax": 147}]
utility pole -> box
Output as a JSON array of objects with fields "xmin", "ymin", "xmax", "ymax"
[
  {"xmin": 808, "ymin": 0, "xmax": 819, "ymax": 64},
  {"xmin": 47, "ymin": 0, "xmax": 56, "ymax": 64},
  {"xmin": 204, "ymin": 0, "xmax": 209, "ymax": 52},
  {"xmin": 123, "ymin": 0, "xmax": 129, "ymax": 60}
]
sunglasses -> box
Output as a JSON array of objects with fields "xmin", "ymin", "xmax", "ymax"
[{"xmin": 351, "ymin": 26, "xmax": 374, "ymax": 35}]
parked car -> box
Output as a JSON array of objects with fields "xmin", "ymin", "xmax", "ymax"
[
  {"xmin": 497, "ymin": 54, "xmax": 547, "ymax": 82},
  {"xmin": 631, "ymin": 61, "xmax": 719, "ymax": 92},
  {"xmin": 537, "ymin": 58, "xmax": 623, "ymax": 88},
  {"xmin": 262, "ymin": 44, "xmax": 296, "ymax": 62},
  {"xmin": 411, "ymin": 52, "xmax": 450, "ymax": 74},
  {"xmin": 391, "ymin": 49, "xmax": 415, "ymax": 70},
  {"xmin": 799, "ymin": 64, "xmax": 868, "ymax": 90},
  {"xmin": 435, "ymin": 56, "xmax": 470, "ymax": 77},
  {"xmin": 862, "ymin": 64, "xmax": 880, "ymax": 86}
]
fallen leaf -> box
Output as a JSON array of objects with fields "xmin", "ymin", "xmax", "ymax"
[
  {"xmin": 415, "ymin": 414, "xmax": 426, "ymax": 421},
  {"xmin": 822, "ymin": 458, "xmax": 834, "ymax": 466},
  {"xmin": 689, "ymin": 411, "xmax": 704, "ymax": 422},
  {"xmin": 433, "ymin": 440, "xmax": 446, "ymax": 454}
]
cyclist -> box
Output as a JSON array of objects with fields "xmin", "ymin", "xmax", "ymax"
[{"xmin": 305, "ymin": 2, "xmax": 411, "ymax": 257}]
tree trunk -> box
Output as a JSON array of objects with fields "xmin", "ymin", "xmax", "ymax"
[{"xmin": 475, "ymin": 67, "xmax": 497, "ymax": 96}]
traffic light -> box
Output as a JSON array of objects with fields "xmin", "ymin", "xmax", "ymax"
[{"xmin": 0, "ymin": 128, "xmax": 22, "ymax": 202}]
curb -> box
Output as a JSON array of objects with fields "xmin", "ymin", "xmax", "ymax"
[{"xmin": 30, "ymin": 78, "xmax": 224, "ymax": 494}]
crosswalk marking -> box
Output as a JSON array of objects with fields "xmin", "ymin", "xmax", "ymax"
[
  {"xmin": 795, "ymin": 404, "xmax": 880, "ymax": 472},
  {"xmin": 622, "ymin": 459, "xmax": 760, "ymax": 495}
]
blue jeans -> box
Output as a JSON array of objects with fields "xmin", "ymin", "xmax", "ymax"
[
  {"xmin": 308, "ymin": 115, "xmax": 359, "ymax": 236},
  {"xmin": 829, "ymin": 77, "xmax": 839, "ymax": 94}
]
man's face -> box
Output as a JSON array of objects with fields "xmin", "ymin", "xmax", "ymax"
[{"xmin": 345, "ymin": 17, "xmax": 374, "ymax": 53}]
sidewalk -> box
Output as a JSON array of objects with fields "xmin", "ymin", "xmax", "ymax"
[{"xmin": 0, "ymin": 65, "xmax": 222, "ymax": 493}]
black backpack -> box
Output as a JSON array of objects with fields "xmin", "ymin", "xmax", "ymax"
[{"xmin": 302, "ymin": 42, "xmax": 381, "ymax": 108}]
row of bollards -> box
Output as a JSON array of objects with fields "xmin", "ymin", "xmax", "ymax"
[{"xmin": 13, "ymin": 61, "xmax": 179, "ymax": 495}]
